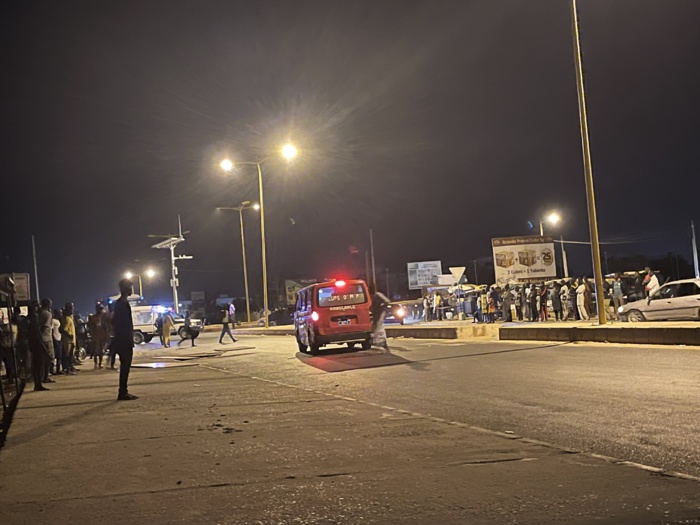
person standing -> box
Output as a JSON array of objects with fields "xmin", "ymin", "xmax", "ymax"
[
  {"xmin": 39, "ymin": 298, "xmax": 55, "ymax": 383},
  {"xmin": 559, "ymin": 281, "xmax": 570, "ymax": 321},
  {"xmin": 112, "ymin": 279, "xmax": 137, "ymax": 401},
  {"xmin": 612, "ymin": 273, "xmax": 627, "ymax": 320},
  {"xmin": 155, "ymin": 313, "xmax": 164, "ymax": 346},
  {"xmin": 61, "ymin": 303, "xmax": 77, "ymax": 374},
  {"xmin": 162, "ymin": 311, "xmax": 174, "ymax": 348},
  {"xmin": 219, "ymin": 304, "xmax": 236, "ymax": 344},
  {"xmin": 538, "ymin": 284, "xmax": 549, "ymax": 322},
  {"xmin": 433, "ymin": 293, "xmax": 442, "ymax": 321},
  {"xmin": 515, "ymin": 286, "xmax": 523, "ymax": 321},
  {"xmin": 576, "ymin": 279, "xmax": 589, "ymax": 320},
  {"xmin": 478, "ymin": 290, "xmax": 488, "ymax": 323},
  {"xmin": 423, "ymin": 295, "xmax": 431, "ymax": 322},
  {"xmin": 52, "ymin": 309, "xmax": 64, "ymax": 374},
  {"xmin": 89, "ymin": 304, "xmax": 108, "ymax": 368},
  {"xmin": 551, "ymin": 282, "xmax": 562, "ymax": 321},
  {"xmin": 528, "ymin": 284, "xmax": 538, "ymax": 322},
  {"xmin": 645, "ymin": 270, "xmax": 660, "ymax": 297},
  {"xmin": 28, "ymin": 302, "xmax": 48, "ymax": 391},
  {"xmin": 369, "ymin": 284, "xmax": 390, "ymax": 350}
]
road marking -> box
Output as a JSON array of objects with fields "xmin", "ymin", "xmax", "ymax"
[{"xmin": 198, "ymin": 364, "xmax": 700, "ymax": 484}]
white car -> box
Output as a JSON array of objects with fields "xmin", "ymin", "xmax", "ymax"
[{"xmin": 618, "ymin": 278, "xmax": 700, "ymax": 322}]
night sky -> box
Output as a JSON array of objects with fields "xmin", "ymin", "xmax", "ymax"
[{"xmin": 2, "ymin": 0, "xmax": 699, "ymax": 311}]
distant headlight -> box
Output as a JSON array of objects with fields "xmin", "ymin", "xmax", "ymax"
[
  {"xmin": 397, "ymin": 307, "xmax": 406, "ymax": 317},
  {"xmin": 617, "ymin": 306, "xmax": 624, "ymax": 313}
]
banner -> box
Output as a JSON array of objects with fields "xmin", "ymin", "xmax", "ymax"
[
  {"xmin": 407, "ymin": 261, "xmax": 443, "ymax": 290},
  {"xmin": 492, "ymin": 236, "xmax": 556, "ymax": 286}
]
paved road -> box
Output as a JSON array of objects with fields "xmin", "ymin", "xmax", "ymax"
[{"xmin": 179, "ymin": 332, "xmax": 700, "ymax": 479}]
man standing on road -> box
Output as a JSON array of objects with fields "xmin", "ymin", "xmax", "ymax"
[
  {"xmin": 39, "ymin": 298, "xmax": 55, "ymax": 383},
  {"xmin": 61, "ymin": 303, "xmax": 77, "ymax": 374},
  {"xmin": 576, "ymin": 279, "xmax": 590, "ymax": 321},
  {"xmin": 112, "ymin": 278, "xmax": 137, "ymax": 401},
  {"xmin": 612, "ymin": 273, "xmax": 627, "ymax": 320}
]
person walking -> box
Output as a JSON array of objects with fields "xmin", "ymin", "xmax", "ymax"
[
  {"xmin": 162, "ymin": 311, "xmax": 175, "ymax": 348},
  {"xmin": 177, "ymin": 311, "xmax": 198, "ymax": 347},
  {"xmin": 61, "ymin": 303, "xmax": 77, "ymax": 374},
  {"xmin": 612, "ymin": 273, "xmax": 627, "ymax": 320},
  {"xmin": 576, "ymin": 279, "xmax": 590, "ymax": 320},
  {"xmin": 155, "ymin": 313, "xmax": 164, "ymax": 346},
  {"xmin": 219, "ymin": 304, "xmax": 236, "ymax": 344},
  {"xmin": 88, "ymin": 304, "xmax": 108, "ymax": 368},
  {"xmin": 112, "ymin": 278, "xmax": 137, "ymax": 401},
  {"xmin": 369, "ymin": 284, "xmax": 390, "ymax": 350},
  {"xmin": 39, "ymin": 298, "xmax": 55, "ymax": 383}
]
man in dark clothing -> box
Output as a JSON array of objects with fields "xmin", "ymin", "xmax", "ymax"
[
  {"xmin": 28, "ymin": 302, "xmax": 48, "ymax": 391},
  {"xmin": 112, "ymin": 279, "xmax": 137, "ymax": 400}
]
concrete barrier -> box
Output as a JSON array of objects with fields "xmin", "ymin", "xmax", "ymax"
[{"xmin": 499, "ymin": 324, "xmax": 700, "ymax": 346}]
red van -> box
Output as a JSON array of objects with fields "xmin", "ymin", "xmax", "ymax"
[{"xmin": 294, "ymin": 279, "xmax": 373, "ymax": 354}]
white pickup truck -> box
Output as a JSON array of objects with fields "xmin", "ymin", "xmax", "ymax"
[{"xmin": 131, "ymin": 306, "xmax": 203, "ymax": 345}]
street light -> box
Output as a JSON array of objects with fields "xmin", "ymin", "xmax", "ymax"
[
  {"xmin": 217, "ymin": 201, "xmax": 260, "ymax": 324},
  {"xmin": 570, "ymin": 0, "xmax": 607, "ymax": 325},
  {"xmin": 123, "ymin": 268, "xmax": 157, "ymax": 297},
  {"xmin": 539, "ymin": 212, "xmax": 561, "ymax": 236},
  {"xmin": 219, "ymin": 142, "xmax": 298, "ymax": 327}
]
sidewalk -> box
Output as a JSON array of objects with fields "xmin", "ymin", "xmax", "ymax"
[{"xmin": 1, "ymin": 357, "xmax": 699, "ymax": 524}]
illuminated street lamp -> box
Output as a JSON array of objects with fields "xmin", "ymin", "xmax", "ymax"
[
  {"xmin": 539, "ymin": 212, "xmax": 561, "ymax": 236},
  {"xmin": 216, "ymin": 201, "xmax": 260, "ymax": 324},
  {"xmin": 219, "ymin": 143, "xmax": 298, "ymax": 327},
  {"xmin": 123, "ymin": 268, "xmax": 157, "ymax": 297}
]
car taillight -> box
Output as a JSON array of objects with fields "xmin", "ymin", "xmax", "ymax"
[{"xmin": 311, "ymin": 311, "xmax": 319, "ymax": 322}]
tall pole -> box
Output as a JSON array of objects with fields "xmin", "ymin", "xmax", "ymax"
[
  {"xmin": 369, "ymin": 229, "xmax": 377, "ymax": 286},
  {"xmin": 257, "ymin": 162, "xmax": 269, "ymax": 328},
  {"xmin": 171, "ymin": 245, "xmax": 179, "ymax": 313},
  {"xmin": 239, "ymin": 208, "xmax": 252, "ymax": 323},
  {"xmin": 138, "ymin": 275, "xmax": 143, "ymax": 298},
  {"xmin": 31, "ymin": 234, "xmax": 40, "ymax": 301},
  {"xmin": 365, "ymin": 251, "xmax": 370, "ymax": 283},
  {"xmin": 691, "ymin": 220, "xmax": 699, "ymax": 278},
  {"xmin": 571, "ymin": 0, "xmax": 607, "ymax": 324},
  {"xmin": 561, "ymin": 235, "xmax": 570, "ymax": 278},
  {"xmin": 386, "ymin": 268, "xmax": 390, "ymax": 297},
  {"xmin": 539, "ymin": 222, "xmax": 544, "ymax": 236},
  {"xmin": 473, "ymin": 260, "xmax": 479, "ymax": 284}
]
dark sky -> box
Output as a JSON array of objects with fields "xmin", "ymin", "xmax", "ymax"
[{"xmin": 2, "ymin": 0, "xmax": 699, "ymax": 311}]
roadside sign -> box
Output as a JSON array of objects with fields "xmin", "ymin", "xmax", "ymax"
[
  {"xmin": 407, "ymin": 261, "xmax": 443, "ymax": 290},
  {"xmin": 449, "ymin": 266, "xmax": 466, "ymax": 283},
  {"xmin": 0, "ymin": 273, "xmax": 31, "ymax": 301}
]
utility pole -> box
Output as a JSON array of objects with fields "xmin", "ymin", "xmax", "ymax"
[
  {"xmin": 369, "ymin": 229, "xmax": 377, "ymax": 287},
  {"xmin": 31, "ymin": 235, "xmax": 40, "ymax": 301},
  {"xmin": 561, "ymin": 236, "xmax": 570, "ymax": 278},
  {"xmin": 150, "ymin": 216, "xmax": 192, "ymax": 314},
  {"xmin": 473, "ymin": 259, "xmax": 479, "ymax": 284},
  {"xmin": 692, "ymin": 220, "xmax": 699, "ymax": 278},
  {"xmin": 570, "ymin": 0, "xmax": 607, "ymax": 324}
]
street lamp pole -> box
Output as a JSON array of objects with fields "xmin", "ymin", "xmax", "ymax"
[{"xmin": 570, "ymin": 0, "xmax": 607, "ymax": 324}]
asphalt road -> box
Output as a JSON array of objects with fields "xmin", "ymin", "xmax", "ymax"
[{"xmin": 168, "ymin": 332, "xmax": 700, "ymax": 479}]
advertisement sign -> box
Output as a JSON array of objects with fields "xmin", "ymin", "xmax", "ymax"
[
  {"xmin": 0, "ymin": 273, "xmax": 31, "ymax": 301},
  {"xmin": 285, "ymin": 279, "xmax": 317, "ymax": 306},
  {"xmin": 407, "ymin": 261, "xmax": 443, "ymax": 290},
  {"xmin": 492, "ymin": 236, "xmax": 556, "ymax": 286}
]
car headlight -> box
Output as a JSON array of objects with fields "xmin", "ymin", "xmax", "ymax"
[
  {"xmin": 397, "ymin": 307, "xmax": 406, "ymax": 317},
  {"xmin": 617, "ymin": 306, "xmax": 624, "ymax": 313}
]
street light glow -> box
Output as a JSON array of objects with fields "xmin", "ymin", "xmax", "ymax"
[
  {"xmin": 220, "ymin": 158, "xmax": 234, "ymax": 172},
  {"xmin": 253, "ymin": 203, "xmax": 260, "ymax": 210},
  {"xmin": 281, "ymin": 143, "xmax": 297, "ymax": 160},
  {"xmin": 145, "ymin": 268, "xmax": 156, "ymax": 279},
  {"xmin": 546, "ymin": 212, "xmax": 561, "ymax": 225},
  {"xmin": 124, "ymin": 271, "xmax": 133, "ymax": 279}
]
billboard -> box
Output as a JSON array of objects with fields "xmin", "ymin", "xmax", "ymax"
[
  {"xmin": 492, "ymin": 236, "xmax": 556, "ymax": 286},
  {"xmin": 407, "ymin": 261, "xmax": 443, "ymax": 290},
  {"xmin": 284, "ymin": 279, "xmax": 317, "ymax": 306},
  {"xmin": 0, "ymin": 273, "xmax": 31, "ymax": 301}
]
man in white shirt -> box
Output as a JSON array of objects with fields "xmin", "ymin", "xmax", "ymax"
[
  {"xmin": 645, "ymin": 270, "xmax": 660, "ymax": 297},
  {"xmin": 576, "ymin": 281, "xmax": 589, "ymax": 321}
]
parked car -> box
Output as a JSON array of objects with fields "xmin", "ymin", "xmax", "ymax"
[
  {"xmin": 258, "ymin": 306, "xmax": 295, "ymax": 327},
  {"xmin": 618, "ymin": 278, "xmax": 700, "ymax": 322}
]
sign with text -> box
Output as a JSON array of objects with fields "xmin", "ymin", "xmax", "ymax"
[
  {"xmin": 492, "ymin": 236, "xmax": 555, "ymax": 286},
  {"xmin": 407, "ymin": 261, "xmax": 443, "ymax": 290}
]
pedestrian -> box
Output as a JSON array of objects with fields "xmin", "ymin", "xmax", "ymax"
[
  {"xmin": 88, "ymin": 304, "xmax": 108, "ymax": 368},
  {"xmin": 552, "ymin": 282, "xmax": 562, "ymax": 321},
  {"xmin": 645, "ymin": 269, "xmax": 660, "ymax": 297},
  {"xmin": 423, "ymin": 295, "xmax": 431, "ymax": 322},
  {"xmin": 218, "ymin": 304, "xmax": 236, "ymax": 344},
  {"xmin": 470, "ymin": 293, "xmax": 479, "ymax": 323},
  {"xmin": 39, "ymin": 298, "xmax": 55, "ymax": 383},
  {"xmin": 61, "ymin": 303, "xmax": 77, "ymax": 374},
  {"xmin": 177, "ymin": 311, "xmax": 198, "ymax": 347},
  {"xmin": 27, "ymin": 302, "xmax": 48, "ymax": 391},
  {"xmin": 576, "ymin": 279, "xmax": 589, "ymax": 320},
  {"xmin": 112, "ymin": 278, "xmax": 137, "ymax": 400},
  {"xmin": 500, "ymin": 285, "xmax": 512, "ymax": 322},
  {"xmin": 229, "ymin": 302, "xmax": 237, "ymax": 326},
  {"xmin": 52, "ymin": 309, "xmax": 64, "ymax": 375},
  {"xmin": 539, "ymin": 284, "xmax": 549, "ymax": 322},
  {"xmin": 369, "ymin": 284, "xmax": 390, "ymax": 350},
  {"xmin": 559, "ymin": 280, "xmax": 570, "ymax": 321},
  {"xmin": 162, "ymin": 311, "xmax": 175, "ymax": 348},
  {"xmin": 155, "ymin": 313, "xmax": 164, "ymax": 346},
  {"xmin": 479, "ymin": 289, "xmax": 488, "ymax": 323},
  {"xmin": 528, "ymin": 284, "xmax": 538, "ymax": 322},
  {"xmin": 612, "ymin": 273, "xmax": 627, "ymax": 320},
  {"xmin": 514, "ymin": 286, "xmax": 523, "ymax": 321},
  {"xmin": 433, "ymin": 292, "xmax": 442, "ymax": 321}
]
